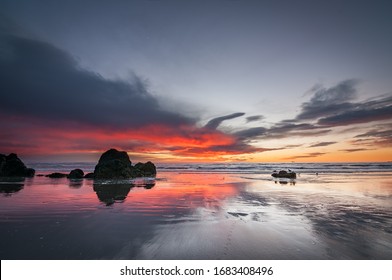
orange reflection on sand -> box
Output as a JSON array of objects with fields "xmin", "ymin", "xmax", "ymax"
[
  {"xmin": 5, "ymin": 173, "xmax": 240, "ymax": 212},
  {"xmin": 123, "ymin": 173, "xmax": 240, "ymax": 210}
]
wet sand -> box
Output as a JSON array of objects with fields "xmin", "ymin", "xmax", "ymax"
[{"xmin": 0, "ymin": 171, "xmax": 391, "ymax": 259}]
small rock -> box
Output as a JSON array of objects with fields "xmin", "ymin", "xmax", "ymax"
[
  {"xmin": 134, "ymin": 161, "xmax": 157, "ymax": 177},
  {"xmin": 46, "ymin": 173, "xmax": 67, "ymax": 178},
  {"xmin": 68, "ymin": 169, "xmax": 84, "ymax": 179},
  {"xmin": 271, "ymin": 170, "xmax": 296, "ymax": 179}
]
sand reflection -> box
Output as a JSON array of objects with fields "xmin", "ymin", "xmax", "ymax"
[
  {"xmin": 1, "ymin": 171, "xmax": 391, "ymax": 259},
  {"xmin": 133, "ymin": 173, "xmax": 392, "ymax": 259}
]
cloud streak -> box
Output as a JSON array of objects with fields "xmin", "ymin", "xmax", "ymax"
[
  {"xmin": 283, "ymin": 152, "xmax": 326, "ymax": 161},
  {"xmin": 308, "ymin": 142, "xmax": 337, "ymax": 148},
  {"xmin": 351, "ymin": 128, "xmax": 392, "ymax": 147},
  {"xmin": 296, "ymin": 79, "xmax": 358, "ymax": 120},
  {"xmin": 294, "ymin": 80, "xmax": 392, "ymax": 128},
  {"xmin": 318, "ymin": 99, "xmax": 392, "ymax": 126},
  {"xmin": 234, "ymin": 127, "xmax": 267, "ymax": 140},
  {"xmin": 252, "ymin": 81, "xmax": 392, "ymax": 143},
  {"xmin": 204, "ymin": 112, "xmax": 245, "ymax": 130},
  {"xmin": 340, "ymin": 148, "xmax": 371, "ymax": 153},
  {"xmin": 246, "ymin": 115, "xmax": 264, "ymax": 123}
]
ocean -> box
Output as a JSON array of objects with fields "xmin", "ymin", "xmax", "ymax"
[
  {"xmin": 0, "ymin": 162, "xmax": 391, "ymax": 259},
  {"xmin": 26, "ymin": 161, "xmax": 392, "ymax": 174}
]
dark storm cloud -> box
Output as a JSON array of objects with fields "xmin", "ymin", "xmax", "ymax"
[
  {"xmin": 308, "ymin": 142, "xmax": 337, "ymax": 148},
  {"xmin": 204, "ymin": 112, "xmax": 245, "ymax": 130},
  {"xmin": 296, "ymin": 79, "xmax": 358, "ymax": 120},
  {"xmin": 246, "ymin": 115, "xmax": 264, "ymax": 123},
  {"xmin": 0, "ymin": 33, "xmax": 194, "ymax": 129},
  {"xmin": 0, "ymin": 27, "xmax": 275, "ymax": 158}
]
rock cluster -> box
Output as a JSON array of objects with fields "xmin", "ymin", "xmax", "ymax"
[
  {"xmin": 45, "ymin": 169, "xmax": 87, "ymax": 179},
  {"xmin": 0, "ymin": 153, "xmax": 35, "ymax": 177},
  {"xmin": 93, "ymin": 148, "xmax": 156, "ymax": 179},
  {"xmin": 2, "ymin": 149, "xmax": 156, "ymax": 180}
]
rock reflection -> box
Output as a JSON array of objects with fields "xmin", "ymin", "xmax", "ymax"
[
  {"xmin": 274, "ymin": 179, "xmax": 296, "ymax": 185},
  {"xmin": 144, "ymin": 182, "xmax": 156, "ymax": 189},
  {"xmin": 68, "ymin": 179, "xmax": 83, "ymax": 189},
  {"xmin": 133, "ymin": 178, "xmax": 156, "ymax": 189},
  {"xmin": 0, "ymin": 178, "xmax": 25, "ymax": 196},
  {"xmin": 93, "ymin": 179, "xmax": 156, "ymax": 206},
  {"xmin": 93, "ymin": 183, "xmax": 133, "ymax": 206}
]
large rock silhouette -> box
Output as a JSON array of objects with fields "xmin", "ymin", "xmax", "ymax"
[
  {"xmin": 94, "ymin": 149, "xmax": 133, "ymax": 179},
  {"xmin": 0, "ymin": 153, "xmax": 35, "ymax": 177},
  {"xmin": 94, "ymin": 149, "xmax": 157, "ymax": 179}
]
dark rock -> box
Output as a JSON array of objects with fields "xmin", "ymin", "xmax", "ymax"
[
  {"xmin": 93, "ymin": 148, "xmax": 157, "ymax": 179},
  {"xmin": 142, "ymin": 161, "xmax": 157, "ymax": 176},
  {"xmin": 0, "ymin": 153, "xmax": 35, "ymax": 177},
  {"xmin": 0, "ymin": 154, "xmax": 5, "ymax": 174},
  {"xmin": 84, "ymin": 172, "xmax": 95, "ymax": 179},
  {"xmin": 134, "ymin": 162, "xmax": 144, "ymax": 170},
  {"xmin": 134, "ymin": 161, "xmax": 157, "ymax": 177},
  {"xmin": 46, "ymin": 172, "xmax": 67, "ymax": 178},
  {"xmin": 271, "ymin": 170, "xmax": 296, "ymax": 179},
  {"xmin": 98, "ymin": 149, "xmax": 131, "ymax": 165},
  {"xmin": 94, "ymin": 148, "xmax": 133, "ymax": 179},
  {"xmin": 68, "ymin": 168, "xmax": 84, "ymax": 179},
  {"xmin": 130, "ymin": 165, "xmax": 143, "ymax": 177},
  {"xmin": 25, "ymin": 168, "xmax": 36, "ymax": 177}
]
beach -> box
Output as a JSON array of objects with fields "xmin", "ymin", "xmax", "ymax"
[{"xmin": 0, "ymin": 163, "xmax": 391, "ymax": 260}]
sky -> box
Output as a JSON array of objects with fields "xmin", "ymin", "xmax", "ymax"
[{"xmin": 0, "ymin": 0, "xmax": 391, "ymax": 163}]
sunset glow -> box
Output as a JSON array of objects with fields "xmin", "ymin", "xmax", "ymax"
[{"xmin": 0, "ymin": 1, "xmax": 391, "ymax": 163}]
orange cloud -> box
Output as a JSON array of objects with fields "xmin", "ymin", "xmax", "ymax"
[{"xmin": 0, "ymin": 115, "xmax": 258, "ymax": 161}]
